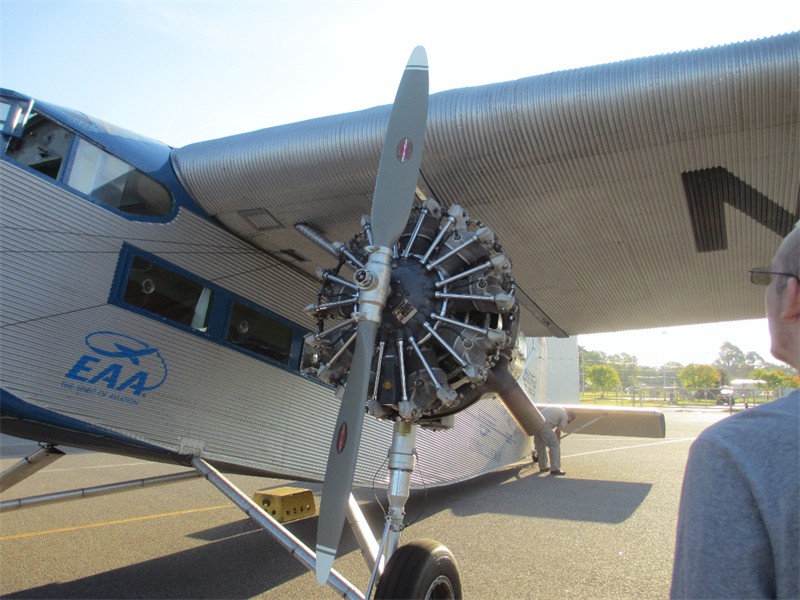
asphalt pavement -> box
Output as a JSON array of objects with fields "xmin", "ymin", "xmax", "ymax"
[{"xmin": 0, "ymin": 408, "xmax": 729, "ymax": 599}]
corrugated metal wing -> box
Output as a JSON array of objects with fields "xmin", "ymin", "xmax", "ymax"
[{"xmin": 172, "ymin": 33, "xmax": 800, "ymax": 338}]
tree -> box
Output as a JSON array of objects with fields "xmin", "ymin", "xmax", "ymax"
[
  {"xmin": 586, "ymin": 364, "xmax": 621, "ymax": 398},
  {"xmin": 750, "ymin": 369, "xmax": 800, "ymax": 394},
  {"xmin": 579, "ymin": 347, "xmax": 609, "ymax": 366},
  {"xmin": 658, "ymin": 361, "xmax": 684, "ymax": 389},
  {"xmin": 786, "ymin": 374, "xmax": 800, "ymax": 389},
  {"xmin": 745, "ymin": 351, "xmax": 768, "ymax": 371},
  {"xmin": 612, "ymin": 353, "xmax": 639, "ymax": 389},
  {"xmin": 678, "ymin": 364, "xmax": 720, "ymax": 389},
  {"xmin": 714, "ymin": 342, "xmax": 747, "ymax": 378}
]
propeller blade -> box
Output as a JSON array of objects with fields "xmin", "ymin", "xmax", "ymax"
[
  {"xmin": 316, "ymin": 319, "xmax": 378, "ymax": 584},
  {"xmin": 486, "ymin": 356, "xmax": 547, "ymax": 435},
  {"xmin": 315, "ymin": 46, "xmax": 430, "ymax": 586},
  {"xmin": 370, "ymin": 45, "xmax": 429, "ymax": 249},
  {"xmin": 316, "ymin": 46, "xmax": 428, "ymax": 585}
]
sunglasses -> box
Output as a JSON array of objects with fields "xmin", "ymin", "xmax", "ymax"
[{"xmin": 749, "ymin": 267, "xmax": 800, "ymax": 286}]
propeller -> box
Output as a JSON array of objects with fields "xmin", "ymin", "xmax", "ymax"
[{"xmin": 315, "ymin": 46, "xmax": 429, "ymax": 585}]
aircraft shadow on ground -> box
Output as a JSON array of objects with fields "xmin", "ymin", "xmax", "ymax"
[
  {"xmin": 3, "ymin": 515, "xmax": 373, "ymax": 599},
  {"xmin": 401, "ymin": 464, "xmax": 653, "ymax": 525}
]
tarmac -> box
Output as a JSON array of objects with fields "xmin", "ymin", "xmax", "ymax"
[{"xmin": 0, "ymin": 408, "xmax": 730, "ymax": 599}]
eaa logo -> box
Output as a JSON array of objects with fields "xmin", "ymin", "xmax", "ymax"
[{"xmin": 64, "ymin": 331, "xmax": 168, "ymax": 397}]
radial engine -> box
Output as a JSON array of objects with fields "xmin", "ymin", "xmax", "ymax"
[{"xmin": 301, "ymin": 198, "xmax": 522, "ymax": 428}]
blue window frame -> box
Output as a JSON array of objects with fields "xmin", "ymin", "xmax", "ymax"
[
  {"xmin": 226, "ymin": 300, "xmax": 294, "ymax": 365},
  {"xmin": 112, "ymin": 246, "xmax": 304, "ymax": 369},
  {"xmin": 122, "ymin": 254, "xmax": 215, "ymax": 332}
]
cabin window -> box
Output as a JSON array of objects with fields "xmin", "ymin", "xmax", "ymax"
[
  {"xmin": 113, "ymin": 248, "xmax": 303, "ymax": 369},
  {"xmin": 4, "ymin": 112, "xmax": 74, "ymax": 179},
  {"xmin": 227, "ymin": 302, "xmax": 293, "ymax": 364},
  {"xmin": 123, "ymin": 256, "xmax": 214, "ymax": 331},
  {"xmin": 66, "ymin": 139, "xmax": 173, "ymax": 217}
]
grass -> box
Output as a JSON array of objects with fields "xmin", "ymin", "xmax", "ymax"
[{"xmin": 577, "ymin": 390, "xmax": 766, "ymax": 409}]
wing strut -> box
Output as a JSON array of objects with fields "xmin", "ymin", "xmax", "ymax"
[{"xmin": 192, "ymin": 458, "xmax": 365, "ymax": 599}]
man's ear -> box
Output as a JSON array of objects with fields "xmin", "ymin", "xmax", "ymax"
[{"xmin": 781, "ymin": 277, "xmax": 800, "ymax": 323}]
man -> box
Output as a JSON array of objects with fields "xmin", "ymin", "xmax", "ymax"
[
  {"xmin": 533, "ymin": 405, "xmax": 575, "ymax": 476},
  {"xmin": 671, "ymin": 225, "xmax": 800, "ymax": 599}
]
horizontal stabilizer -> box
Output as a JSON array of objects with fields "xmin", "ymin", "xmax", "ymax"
[{"xmin": 552, "ymin": 405, "xmax": 666, "ymax": 438}]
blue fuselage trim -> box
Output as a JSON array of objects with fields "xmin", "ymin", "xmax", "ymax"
[{"xmin": 0, "ymin": 388, "xmax": 187, "ymax": 464}]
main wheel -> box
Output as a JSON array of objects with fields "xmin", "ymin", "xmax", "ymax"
[{"xmin": 374, "ymin": 539, "xmax": 462, "ymax": 599}]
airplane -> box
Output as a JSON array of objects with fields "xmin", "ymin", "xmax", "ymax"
[{"xmin": 1, "ymin": 30, "xmax": 798, "ymax": 599}]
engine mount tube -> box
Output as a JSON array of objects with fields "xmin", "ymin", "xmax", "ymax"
[{"xmin": 486, "ymin": 355, "xmax": 546, "ymax": 435}]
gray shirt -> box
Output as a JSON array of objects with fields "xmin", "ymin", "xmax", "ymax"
[
  {"xmin": 541, "ymin": 406, "xmax": 568, "ymax": 430},
  {"xmin": 671, "ymin": 390, "xmax": 799, "ymax": 599}
]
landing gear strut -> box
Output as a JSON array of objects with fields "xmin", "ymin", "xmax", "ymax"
[{"xmin": 366, "ymin": 421, "xmax": 461, "ymax": 599}]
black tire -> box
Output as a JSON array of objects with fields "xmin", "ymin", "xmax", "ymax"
[{"xmin": 374, "ymin": 538, "xmax": 462, "ymax": 599}]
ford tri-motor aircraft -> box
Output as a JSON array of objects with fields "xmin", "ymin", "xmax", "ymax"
[{"xmin": 1, "ymin": 32, "xmax": 798, "ymax": 599}]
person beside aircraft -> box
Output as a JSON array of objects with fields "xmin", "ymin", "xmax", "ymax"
[
  {"xmin": 671, "ymin": 224, "xmax": 800, "ymax": 599},
  {"xmin": 533, "ymin": 406, "xmax": 576, "ymax": 476}
]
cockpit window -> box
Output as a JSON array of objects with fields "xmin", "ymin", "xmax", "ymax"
[
  {"xmin": 3, "ymin": 110, "xmax": 173, "ymax": 217},
  {"xmin": 4, "ymin": 112, "xmax": 73, "ymax": 179},
  {"xmin": 0, "ymin": 102, "xmax": 11, "ymax": 128},
  {"xmin": 67, "ymin": 139, "xmax": 172, "ymax": 216}
]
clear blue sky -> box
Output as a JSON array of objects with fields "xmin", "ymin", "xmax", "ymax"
[{"xmin": 1, "ymin": 0, "xmax": 796, "ymax": 367}]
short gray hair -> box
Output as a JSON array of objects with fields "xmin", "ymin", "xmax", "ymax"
[{"xmin": 775, "ymin": 224, "xmax": 800, "ymax": 293}]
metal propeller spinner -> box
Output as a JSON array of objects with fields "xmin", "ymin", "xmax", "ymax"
[{"xmin": 315, "ymin": 46, "xmax": 429, "ymax": 585}]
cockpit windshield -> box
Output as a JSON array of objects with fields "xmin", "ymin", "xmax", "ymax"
[{"xmin": 3, "ymin": 104, "xmax": 173, "ymax": 218}]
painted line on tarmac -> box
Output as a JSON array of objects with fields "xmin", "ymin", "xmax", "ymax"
[
  {"xmin": 565, "ymin": 437, "xmax": 695, "ymax": 459},
  {"xmin": 0, "ymin": 504, "xmax": 235, "ymax": 541},
  {"xmin": 46, "ymin": 462, "xmax": 165, "ymax": 472}
]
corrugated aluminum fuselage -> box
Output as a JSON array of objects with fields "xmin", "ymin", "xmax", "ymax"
[{"xmin": 0, "ymin": 158, "xmax": 532, "ymax": 487}]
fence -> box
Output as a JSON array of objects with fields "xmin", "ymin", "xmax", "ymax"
[{"xmin": 578, "ymin": 386, "xmax": 789, "ymax": 408}]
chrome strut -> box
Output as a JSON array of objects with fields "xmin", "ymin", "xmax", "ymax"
[{"xmin": 366, "ymin": 420, "xmax": 418, "ymax": 597}]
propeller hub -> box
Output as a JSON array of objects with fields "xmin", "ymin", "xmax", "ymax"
[
  {"xmin": 354, "ymin": 268, "xmax": 375, "ymax": 289},
  {"xmin": 355, "ymin": 247, "xmax": 393, "ymax": 324},
  {"xmin": 385, "ymin": 257, "xmax": 440, "ymax": 337}
]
